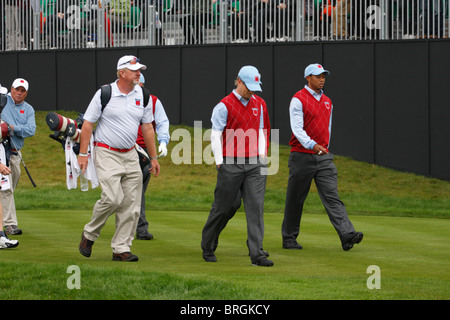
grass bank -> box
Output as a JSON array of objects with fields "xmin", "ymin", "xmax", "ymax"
[{"xmin": 15, "ymin": 111, "xmax": 450, "ymax": 218}]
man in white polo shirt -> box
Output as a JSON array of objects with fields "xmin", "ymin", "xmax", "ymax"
[{"xmin": 78, "ymin": 55, "xmax": 160, "ymax": 262}]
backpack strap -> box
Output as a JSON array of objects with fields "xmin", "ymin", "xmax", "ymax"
[
  {"xmin": 100, "ymin": 84, "xmax": 112, "ymax": 112},
  {"xmin": 100, "ymin": 84, "xmax": 150, "ymax": 111},
  {"xmin": 142, "ymin": 86, "xmax": 151, "ymax": 108}
]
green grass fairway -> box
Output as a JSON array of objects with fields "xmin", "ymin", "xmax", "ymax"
[
  {"xmin": 0, "ymin": 111, "xmax": 449, "ymax": 303},
  {"xmin": 1, "ymin": 209, "xmax": 448, "ymax": 300}
]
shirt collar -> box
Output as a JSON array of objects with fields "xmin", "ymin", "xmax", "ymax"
[
  {"xmin": 232, "ymin": 89, "xmax": 252, "ymax": 105},
  {"xmin": 112, "ymin": 80, "xmax": 140, "ymax": 96},
  {"xmin": 304, "ymin": 85, "xmax": 323, "ymax": 100}
]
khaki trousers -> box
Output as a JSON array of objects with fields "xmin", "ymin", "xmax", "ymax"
[
  {"xmin": 83, "ymin": 146, "xmax": 142, "ymax": 254},
  {"xmin": 1, "ymin": 152, "xmax": 21, "ymax": 226}
]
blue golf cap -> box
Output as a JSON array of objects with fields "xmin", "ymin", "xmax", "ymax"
[
  {"xmin": 140, "ymin": 73, "xmax": 145, "ymax": 84},
  {"xmin": 304, "ymin": 63, "xmax": 330, "ymax": 78},
  {"xmin": 238, "ymin": 66, "xmax": 262, "ymax": 92}
]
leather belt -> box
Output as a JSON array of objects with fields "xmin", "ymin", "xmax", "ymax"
[{"xmin": 94, "ymin": 142, "xmax": 134, "ymax": 153}]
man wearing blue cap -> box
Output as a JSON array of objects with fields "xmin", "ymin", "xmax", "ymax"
[
  {"xmin": 282, "ymin": 63, "xmax": 363, "ymax": 251},
  {"xmin": 201, "ymin": 65, "xmax": 273, "ymax": 267}
]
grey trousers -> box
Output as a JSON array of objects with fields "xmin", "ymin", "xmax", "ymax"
[
  {"xmin": 282, "ymin": 152, "xmax": 357, "ymax": 245},
  {"xmin": 136, "ymin": 163, "xmax": 151, "ymax": 235},
  {"xmin": 202, "ymin": 158, "xmax": 267, "ymax": 262}
]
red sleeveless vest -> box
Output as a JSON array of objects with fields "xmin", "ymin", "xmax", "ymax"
[
  {"xmin": 289, "ymin": 88, "xmax": 332, "ymax": 154},
  {"xmin": 221, "ymin": 93, "xmax": 262, "ymax": 158},
  {"xmin": 136, "ymin": 95, "xmax": 158, "ymax": 148}
]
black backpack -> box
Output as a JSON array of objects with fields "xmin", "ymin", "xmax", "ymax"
[{"xmin": 99, "ymin": 84, "xmax": 153, "ymax": 170}]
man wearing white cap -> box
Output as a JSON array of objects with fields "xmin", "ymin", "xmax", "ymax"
[
  {"xmin": 1, "ymin": 78, "xmax": 36, "ymax": 236},
  {"xmin": 135, "ymin": 73, "xmax": 170, "ymax": 240},
  {"xmin": 78, "ymin": 55, "xmax": 160, "ymax": 262},
  {"xmin": 282, "ymin": 63, "xmax": 363, "ymax": 251},
  {"xmin": 201, "ymin": 65, "xmax": 273, "ymax": 267}
]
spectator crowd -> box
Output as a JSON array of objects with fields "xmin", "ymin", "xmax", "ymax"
[{"xmin": 0, "ymin": 0, "xmax": 448, "ymax": 50}]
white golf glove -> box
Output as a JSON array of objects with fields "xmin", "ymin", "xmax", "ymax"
[{"xmin": 158, "ymin": 142, "xmax": 167, "ymax": 157}]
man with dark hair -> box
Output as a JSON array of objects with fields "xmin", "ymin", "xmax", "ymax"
[{"xmin": 282, "ymin": 63, "xmax": 363, "ymax": 251}]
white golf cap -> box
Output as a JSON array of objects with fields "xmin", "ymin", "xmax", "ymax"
[
  {"xmin": 238, "ymin": 65, "xmax": 262, "ymax": 92},
  {"xmin": 304, "ymin": 63, "xmax": 330, "ymax": 78},
  {"xmin": 12, "ymin": 78, "xmax": 29, "ymax": 91},
  {"xmin": 117, "ymin": 55, "xmax": 147, "ymax": 71}
]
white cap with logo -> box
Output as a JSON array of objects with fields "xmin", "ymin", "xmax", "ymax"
[
  {"xmin": 12, "ymin": 78, "xmax": 29, "ymax": 91},
  {"xmin": 117, "ymin": 55, "xmax": 147, "ymax": 71}
]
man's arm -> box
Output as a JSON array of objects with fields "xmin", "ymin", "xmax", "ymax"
[
  {"xmin": 154, "ymin": 99, "xmax": 170, "ymax": 156},
  {"xmin": 141, "ymin": 122, "xmax": 160, "ymax": 177},
  {"xmin": 211, "ymin": 129, "xmax": 223, "ymax": 168},
  {"xmin": 210, "ymin": 102, "xmax": 228, "ymax": 168},
  {"xmin": 77, "ymin": 120, "xmax": 94, "ymax": 175}
]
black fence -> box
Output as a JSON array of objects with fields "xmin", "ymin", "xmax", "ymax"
[{"xmin": 0, "ymin": 39, "xmax": 448, "ymax": 180}]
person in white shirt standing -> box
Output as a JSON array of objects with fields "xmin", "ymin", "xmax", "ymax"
[
  {"xmin": 0, "ymin": 83, "xmax": 19, "ymax": 249},
  {"xmin": 1, "ymin": 78, "xmax": 36, "ymax": 236},
  {"xmin": 78, "ymin": 55, "xmax": 160, "ymax": 262},
  {"xmin": 0, "ymin": 162, "xmax": 18, "ymax": 249},
  {"xmin": 135, "ymin": 73, "xmax": 170, "ymax": 240}
]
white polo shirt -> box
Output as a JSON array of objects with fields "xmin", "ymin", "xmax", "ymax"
[{"xmin": 84, "ymin": 81, "xmax": 154, "ymax": 149}]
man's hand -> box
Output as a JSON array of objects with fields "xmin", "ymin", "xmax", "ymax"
[
  {"xmin": 78, "ymin": 154, "xmax": 89, "ymax": 174},
  {"xmin": 78, "ymin": 120, "xmax": 94, "ymax": 175},
  {"xmin": 150, "ymin": 158, "xmax": 160, "ymax": 177},
  {"xmin": 0, "ymin": 163, "xmax": 11, "ymax": 175},
  {"xmin": 7, "ymin": 123, "xmax": 14, "ymax": 136},
  {"xmin": 313, "ymin": 144, "xmax": 328, "ymax": 156}
]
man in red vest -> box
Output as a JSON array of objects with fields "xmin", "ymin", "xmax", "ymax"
[
  {"xmin": 201, "ymin": 65, "xmax": 273, "ymax": 267},
  {"xmin": 282, "ymin": 63, "xmax": 363, "ymax": 251}
]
